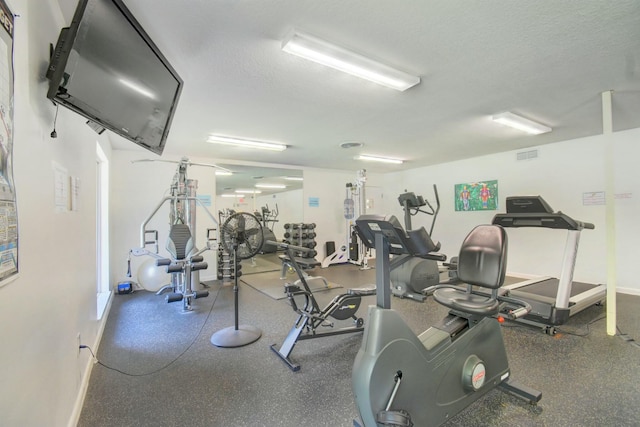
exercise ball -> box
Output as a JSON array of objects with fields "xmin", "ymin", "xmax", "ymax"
[{"xmin": 137, "ymin": 258, "xmax": 171, "ymax": 292}]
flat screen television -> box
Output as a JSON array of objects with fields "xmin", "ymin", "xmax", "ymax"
[{"xmin": 46, "ymin": 0, "xmax": 183, "ymax": 155}]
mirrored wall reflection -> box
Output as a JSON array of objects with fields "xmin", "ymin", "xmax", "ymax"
[{"xmin": 215, "ymin": 165, "xmax": 303, "ymax": 242}]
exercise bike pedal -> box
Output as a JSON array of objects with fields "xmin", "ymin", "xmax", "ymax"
[
  {"xmin": 376, "ymin": 410, "xmax": 413, "ymax": 427},
  {"xmin": 284, "ymin": 284, "xmax": 301, "ymax": 294}
]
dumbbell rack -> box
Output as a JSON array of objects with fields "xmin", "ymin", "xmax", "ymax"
[{"xmin": 282, "ymin": 223, "xmax": 318, "ymax": 259}]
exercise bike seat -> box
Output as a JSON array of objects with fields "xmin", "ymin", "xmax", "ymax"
[
  {"xmin": 433, "ymin": 289, "xmax": 500, "ymax": 315},
  {"xmin": 433, "ymin": 224, "xmax": 507, "ymax": 316}
]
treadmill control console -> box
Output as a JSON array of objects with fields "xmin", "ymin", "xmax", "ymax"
[{"xmin": 492, "ymin": 196, "xmax": 594, "ymax": 230}]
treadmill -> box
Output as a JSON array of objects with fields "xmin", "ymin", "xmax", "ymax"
[{"xmin": 492, "ymin": 196, "xmax": 606, "ymax": 333}]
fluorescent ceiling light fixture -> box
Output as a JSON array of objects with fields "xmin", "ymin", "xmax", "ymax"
[
  {"xmin": 282, "ymin": 29, "xmax": 420, "ymax": 91},
  {"xmin": 221, "ymin": 194, "xmax": 243, "ymax": 198},
  {"xmin": 355, "ymin": 154, "xmax": 403, "ymax": 164},
  {"xmin": 207, "ymin": 135, "xmax": 288, "ymax": 151},
  {"xmin": 492, "ymin": 112, "xmax": 552, "ymax": 135},
  {"xmin": 284, "ymin": 176, "xmax": 303, "ymax": 181},
  {"xmin": 255, "ymin": 184, "xmax": 287, "ymax": 189},
  {"xmin": 118, "ymin": 78, "xmax": 155, "ymax": 99},
  {"xmin": 215, "ymin": 170, "xmax": 233, "ymax": 176},
  {"xmin": 235, "ymin": 189, "xmax": 262, "ymax": 194}
]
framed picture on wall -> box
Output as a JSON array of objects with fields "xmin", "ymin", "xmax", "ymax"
[{"xmin": 454, "ymin": 180, "xmax": 499, "ymax": 211}]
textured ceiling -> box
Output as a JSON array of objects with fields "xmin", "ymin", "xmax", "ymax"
[{"xmin": 57, "ymin": 0, "xmax": 640, "ymax": 180}]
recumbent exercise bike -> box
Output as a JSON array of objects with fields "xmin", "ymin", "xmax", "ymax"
[
  {"xmin": 269, "ymin": 240, "xmax": 376, "ymax": 371},
  {"xmin": 352, "ymin": 215, "xmax": 541, "ymax": 427}
]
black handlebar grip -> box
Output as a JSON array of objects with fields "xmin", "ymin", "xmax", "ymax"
[
  {"xmin": 156, "ymin": 258, "xmax": 171, "ymax": 266},
  {"xmin": 167, "ymin": 264, "xmax": 183, "ymax": 273},
  {"xmin": 190, "ymin": 255, "xmax": 204, "ymax": 263},
  {"xmin": 191, "ymin": 262, "xmax": 208, "ymax": 271}
]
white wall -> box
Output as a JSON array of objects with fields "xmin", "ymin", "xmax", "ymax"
[
  {"xmin": 0, "ymin": 1, "xmax": 113, "ymax": 426},
  {"xmin": 381, "ymin": 128, "xmax": 640, "ymax": 295},
  {"xmin": 303, "ymin": 168, "xmax": 384, "ymax": 259}
]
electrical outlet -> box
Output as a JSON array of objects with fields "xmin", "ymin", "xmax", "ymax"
[{"xmin": 77, "ymin": 333, "xmax": 81, "ymax": 356}]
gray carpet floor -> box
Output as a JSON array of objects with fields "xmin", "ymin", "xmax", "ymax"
[{"xmin": 78, "ymin": 260, "xmax": 640, "ymax": 427}]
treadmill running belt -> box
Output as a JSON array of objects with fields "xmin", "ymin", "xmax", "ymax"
[{"xmin": 513, "ymin": 278, "xmax": 599, "ymax": 299}]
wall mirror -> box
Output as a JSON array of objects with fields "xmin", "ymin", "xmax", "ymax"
[{"xmin": 215, "ymin": 164, "xmax": 304, "ymax": 243}]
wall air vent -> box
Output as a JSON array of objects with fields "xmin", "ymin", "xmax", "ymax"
[{"xmin": 516, "ymin": 149, "xmax": 539, "ymax": 161}]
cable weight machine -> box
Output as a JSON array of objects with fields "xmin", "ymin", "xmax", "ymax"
[
  {"xmin": 130, "ymin": 157, "xmax": 222, "ymax": 311},
  {"xmin": 322, "ymin": 169, "xmax": 371, "ymax": 268}
]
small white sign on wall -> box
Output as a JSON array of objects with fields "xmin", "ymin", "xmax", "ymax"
[
  {"xmin": 582, "ymin": 191, "xmax": 605, "ymax": 206},
  {"xmin": 53, "ymin": 162, "xmax": 69, "ymax": 213},
  {"xmin": 70, "ymin": 176, "xmax": 80, "ymax": 211}
]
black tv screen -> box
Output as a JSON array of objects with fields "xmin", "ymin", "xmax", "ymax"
[{"xmin": 46, "ymin": 0, "xmax": 182, "ymax": 155}]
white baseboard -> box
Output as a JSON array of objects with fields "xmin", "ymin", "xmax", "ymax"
[
  {"xmin": 67, "ymin": 291, "xmax": 114, "ymax": 427},
  {"xmin": 617, "ymin": 287, "xmax": 640, "ymax": 296}
]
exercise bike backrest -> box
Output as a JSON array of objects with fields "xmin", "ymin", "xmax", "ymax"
[
  {"xmin": 456, "ymin": 224, "xmax": 507, "ymax": 290},
  {"xmin": 429, "ymin": 225, "xmax": 509, "ymax": 317}
]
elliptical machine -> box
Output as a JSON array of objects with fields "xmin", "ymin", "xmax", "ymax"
[
  {"xmin": 255, "ymin": 204, "xmax": 279, "ymax": 254},
  {"xmin": 352, "ymin": 215, "xmax": 541, "ymax": 427},
  {"xmin": 391, "ymin": 185, "xmax": 457, "ymax": 302}
]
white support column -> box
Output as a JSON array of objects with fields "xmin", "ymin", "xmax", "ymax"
[{"xmin": 602, "ymin": 90, "xmax": 617, "ymax": 336}]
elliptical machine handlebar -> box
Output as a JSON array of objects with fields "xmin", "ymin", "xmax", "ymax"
[{"xmin": 398, "ymin": 184, "xmax": 440, "ymax": 235}]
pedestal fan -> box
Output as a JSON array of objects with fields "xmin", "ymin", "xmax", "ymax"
[{"xmin": 211, "ymin": 212, "xmax": 264, "ymax": 347}]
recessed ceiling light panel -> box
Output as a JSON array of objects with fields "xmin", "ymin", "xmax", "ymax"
[
  {"xmin": 492, "ymin": 112, "xmax": 551, "ymax": 135},
  {"xmin": 255, "ymin": 184, "xmax": 287, "ymax": 189},
  {"xmin": 355, "ymin": 154, "xmax": 403, "ymax": 164},
  {"xmin": 282, "ymin": 29, "xmax": 420, "ymax": 91},
  {"xmin": 207, "ymin": 135, "xmax": 288, "ymax": 151}
]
